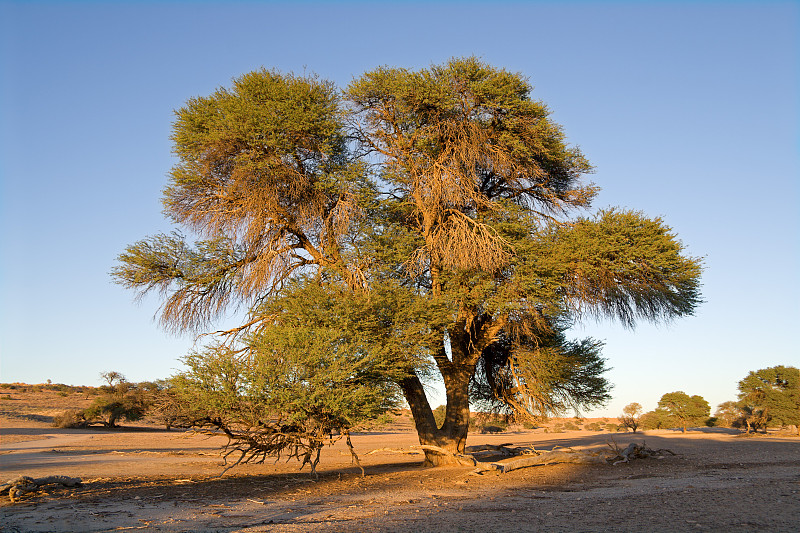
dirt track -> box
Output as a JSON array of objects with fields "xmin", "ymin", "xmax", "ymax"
[{"xmin": 1, "ymin": 419, "xmax": 798, "ymax": 532}]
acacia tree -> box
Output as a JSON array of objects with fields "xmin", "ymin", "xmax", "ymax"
[
  {"xmin": 737, "ymin": 366, "xmax": 800, "ymax": 434},
  {"xmin": 114, "ymin": 58, "xmax": 703, "ymax": 467},
  {"xmin": 713, "ymin": 400, "xmax": 742, "ymax": 428},
  {"xmin": 619, "ymin": 402, "xmax": 643, "ymax": 433},
  {"xmin": 657, "ymin": 391, "xmax": 710, "ymax": 432}
]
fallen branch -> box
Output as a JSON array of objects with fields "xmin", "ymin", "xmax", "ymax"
[
  {"xmin": 1, "ymin": 475, "xmax": 82, "ymax": 502},
  {"xmin": 365, "ymin": 447, "xmax": 424, "ymax": 456},
  {"xmin": 465, "ymin": 443, "xmax": 538, "ymax": 457},
  {"xmin": 469, "ymin": 440, "xmax": 676, "ymax": 474},
  {"xmin": 608, "ymin": 440, "xmax": 676, "ymax": 465},
  {"xmin": 483, "ymin": 449, "xmax": 608, "ymax": 474}
]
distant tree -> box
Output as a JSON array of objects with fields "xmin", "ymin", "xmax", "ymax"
[
  {"xmin": 657, "ymin": 392, "xmax": 710, "ymax": 432},
  {"xmin": 619, "ymin": 402, "xmax": 643, "ymax": 433},
  {"xmin": 713, "ymin": 401, "xmax": 742, "ymax": 428},
  {"xmin": 85, "ymin": 372, "xmax": 148, "ymax": 427},
  {"xmin": 54, "ymin": 372, "xmax": 149, "ymax": 428},
  {"xmin": 638, "ymin": 408, "xmax": 675, "ymax": 430},
  {"xmin": 100, "ymin": 371, "xmax": 124, "ymax": 388},
  {"xmin": 737, "ymin": 366, "xmax": 800, "ymax": 434},
  {"xmin": 432, "ymin": 405, "xmax": 447, "ymax": 429}
]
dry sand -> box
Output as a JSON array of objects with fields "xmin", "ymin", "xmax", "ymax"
[{"xmin": 1, "ymin": 416, "xmax": 798, "ymax": 532}]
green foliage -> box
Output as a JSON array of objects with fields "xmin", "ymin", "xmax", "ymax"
[
  {"xmin": 83, "ymin": 378, "xmax": 148, "ymax": 428},
  {"xmin": 737, "ymin": 366, "xmax": 800, "ymax": 432},
  {"xmin": 470, "ymin": 323, "xmax": 612, "ymax": 419},
  {"xmin": 52, "ymin": 372, "xmax": 149, "ymax": 428},
  {"xmin": 713, "ymin": 401, "xmax": 742, "ymax": 428},
  {"xmin": 657, "ymin": 392, "xmax": 710, "ymax": 432},
  {"xmin": 168, "ymin": 280, "xmax": 404, "ymax": 473},
  {"xmin": 114, "ymin": 58, "xmax": 704, "ymax": 465},
  {"xmin": 639, "ymin": 408, "xmax": 676, "ymax": 430},
  {"xmin": 432, "ymin": 405, "xmax": 447, "ymax": 429},
  {"xmin": 52, "ymin": 409, "xmax": 87, "ymax": 429}
]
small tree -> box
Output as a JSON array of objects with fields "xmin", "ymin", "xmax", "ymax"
[
  {"xmin": 100, "ymin": 371, "xmax": 124, "ymax": 388},
  {"xmin": 619, "ymin": 402, "xmax": 643, "ymax": 433},
  {"xmin": 54, "ymin": 372, "xmax": 148, "ymax": 428},
  {"xmin": 737, "ymin": 366, "xmax": 799, "ymax": 434},
  {"xmin": 85, "ymin": 372, "xmax": 148, "ymax": 427},
  {"xmin": 657, "ymin": 392, "xmax": 710, "ymax": 432}
]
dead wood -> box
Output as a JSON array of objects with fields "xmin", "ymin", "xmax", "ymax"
[
  {"xmin": 365, "ymin": 447, "xmax": 424, "ymax": 455},
  {"xmin": 468, "ymin": 440, "xmax": 676, "ymax": 474},
  {"xmin": 1, "ymin": 475, "xmax": 82, "ymax": 502},
  {"xmin": 465, "ymin": 443, "xmax": 538, "ymax": 458},
  {"xmin": 369, "ymin": 440, "xmax": 676, "ymax": 474},
  {"xmin": 607, "ymin": 440, "xmax": 676, "ymax": 465},
  {"xmin": 482, "ymin": 449, "xmax": 608, "ymax": 474}
]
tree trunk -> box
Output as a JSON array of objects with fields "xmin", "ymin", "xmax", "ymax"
[
  {"xmin": 400, "ymin": 368, "xmax": 472, "ymax": 467},
  {"xmin": 399, "ymin": 313, "xmax": 499, "ymax": 467}
]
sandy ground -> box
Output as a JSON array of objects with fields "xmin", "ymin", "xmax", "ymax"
[{"xmin": 1, "ymin": 416, "xmax": 798, "ymax": 533}]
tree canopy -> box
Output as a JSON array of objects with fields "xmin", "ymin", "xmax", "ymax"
[
  {"xmin": 619, "ymin": 402, "xmax": 643, "ymax": 433},
  {"xmin": 114, "ymin": 58, "xmax": 703, "ymax": 468},
  {"xmin": 737, "ymin": 366, "xmax": 799, "ymax": 433},
  {"xmin": 657, "ymin": 391, "xmax": 710, "ymax": 432}
]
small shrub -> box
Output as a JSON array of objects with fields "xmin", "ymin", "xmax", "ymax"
[
  {"xmin": 58, "ymin": 391, "xmax": 69, "ymax": 397},
  {"xmin": 53, "ymin": 409, "xmax": 87, "ymax": 428},
  {"xmin": 522, "ymin": 421, "xmax": 537, "ymax": 430},
  {"xmin": 433, "ymin": 405, "xmax": 447, "ymax": 428}
]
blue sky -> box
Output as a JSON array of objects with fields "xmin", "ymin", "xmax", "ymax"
[{"xmin": 1, "ymin": 1, "xmax": 797, "ymax": 418}]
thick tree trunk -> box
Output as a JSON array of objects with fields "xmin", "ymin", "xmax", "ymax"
[
  {"xmin": 400, "ymin": 312, "xmax": 501, "ymax": 467},
  {"xmin": 400, "ymin": 369, "xmax": 472, "ymax": 467}
]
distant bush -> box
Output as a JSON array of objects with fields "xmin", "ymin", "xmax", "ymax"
[
  {"xmin": 433, "ymin": 405, "xmax": 447, "ymax": 428},
  {"xmin": 53, "ymin": 409, "xmax": 87, "ymax": 428},
  {"xmin": 585, "ymin": 422, "xmax": 603, "ymax": 431},
  {"xmin": 51, "ymin": 372, "xmax": 152, "ymax": 428},
  {"xmin": 563, "ymin": 421, "xmax": 580, "ymax": 431}
]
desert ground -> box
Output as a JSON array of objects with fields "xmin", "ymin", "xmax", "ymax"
[{"xmin": 1, "ymin": 387, "xmax": 798, "ymax": 532}]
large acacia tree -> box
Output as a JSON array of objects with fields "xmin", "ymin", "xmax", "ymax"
[
  {"xmin": 114, "ymin": 58, "xmax": 702, "ymax": 466},
  {"xmin": 737, "ymin": 366, "xmax": 800, "ymax": 434}
]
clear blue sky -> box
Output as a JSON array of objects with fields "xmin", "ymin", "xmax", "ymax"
[{"xmin": 1, "ymin": 1, "xmax": 797, "ymax": 418}]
